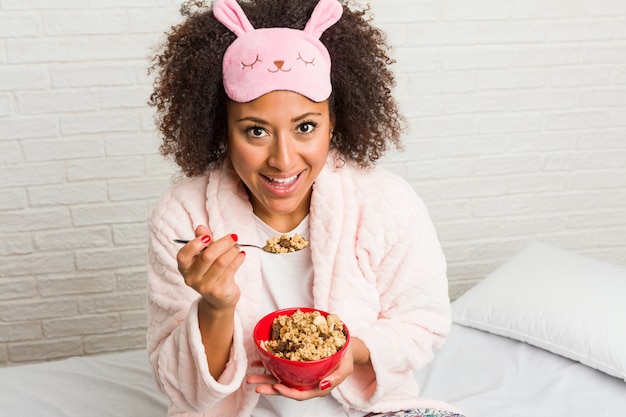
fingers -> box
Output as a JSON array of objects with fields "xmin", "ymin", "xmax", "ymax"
[
  {"xmin": 246, "ymin": 364, "xmax": 281, "ymax": 395},
  {"xmin": 318, "ymin": 344, "xmax": 355, "ymax": 392},
  {"xmin": 195, "ymin": 234, "xmax": 241, "ymax": 276},
  {"xmin": 246, "ymin": 373, "xmax": 279, "ymax": 387},
  {"xmin": 268, "ymin": 383, "xmax": 330, "ymax": 400},
  {"xmin": 176, "ymin": 230, "xmax": 245, "ymax": 306},
  {"xmin": 177, "ymin": 232, "xmax": 240, "ymax": 276},
  {"xmin": 195, "ymin": 225, "xmax": 211, "ymax": 238},
  {"xmin": 176, "ymin": 231, "xmax": 212, "ymax": 273},
  {"xmin": 246, "ymin": 371, "xmax": 339, "ymax": 400},
  {"xmin": 246, "ymin": 347, "xmax": 355, "ymax": 400},
  {"xmin": 271, "ymin": 347, "xmax": 354, "ymax": 400}
]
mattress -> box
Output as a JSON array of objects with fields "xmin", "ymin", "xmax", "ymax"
[
  {"xmin": 1, "ymin": 323, "xmax": 624, "ymax": 416},
  {"xmin": 417, "ymin": 324, "xmax": 626, "ymax": 416},
  {"xmin": 0, "ymin": 349, "xmax": 167, "ymax": 417}
]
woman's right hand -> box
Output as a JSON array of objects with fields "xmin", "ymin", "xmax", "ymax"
[
  {"xmin": 176, "ymin": 225, "xmax": 246, "ymax": 310},
  {"xmin": 177, "ymin": 225, "xmax": 245, "ymax": 379}
]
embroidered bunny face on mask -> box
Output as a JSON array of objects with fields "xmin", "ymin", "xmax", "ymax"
[{"xmin": 213, "ymin": 0, "xmax": 343, "ymax": 103}]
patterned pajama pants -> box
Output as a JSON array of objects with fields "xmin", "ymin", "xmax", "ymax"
[{"xmin": 364, "ymin": 410, "xmax": 466, "ymax": 417}]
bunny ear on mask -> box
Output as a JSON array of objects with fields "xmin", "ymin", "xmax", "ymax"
[
  {"xmin": 213, "ymin": 0, "xmax": 255, "ymax": 37},
  {"xmin": 214, "ymin": 0, "xmax": 343, "ymax": 103},
  {"xmin": 304, "ymin": 0, "xmax": 343, "ymax": 39}
]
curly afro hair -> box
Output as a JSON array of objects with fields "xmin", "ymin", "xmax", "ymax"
[{"xmin": 149, "ymin": 0, "xmax": 405, "ymax": 177}]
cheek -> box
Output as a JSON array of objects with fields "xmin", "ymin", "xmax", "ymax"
[
  {"xmin": 231, "ymin": 151, "xmax": 257, "ymax": 173},
  {"xmin": 308, "ymin": 138, "xmax": 331, "ymax": 164},
  {"xmin": 228, "ymin": 139, "xmax": 257, "ymax": 174}
]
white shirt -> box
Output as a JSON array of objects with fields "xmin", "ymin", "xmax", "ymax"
[
  {"xmin": 255, "ymin": 215, "xmax": 314, "ymax": 313},
  {"xmin": 252, "ymin": 216, "xmax": 353, "ymax": 417}
]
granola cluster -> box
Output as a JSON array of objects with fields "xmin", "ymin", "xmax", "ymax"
[
  {"xmin": 262, "ymin": 310, "xmax": 347, "ymax": 361},
  {"xmin": 264, "ymin": 234, "xmax": 309, "ymax": 254}
]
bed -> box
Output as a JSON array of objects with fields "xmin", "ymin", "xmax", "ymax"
[{"xmin": 1, "ymin": 241, "xmax": 625, "ymax": 416}]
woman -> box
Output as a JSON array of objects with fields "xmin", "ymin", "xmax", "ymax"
[{"xmin": 147, "ymin": 0, "xmax": 464, "ymax": 416}]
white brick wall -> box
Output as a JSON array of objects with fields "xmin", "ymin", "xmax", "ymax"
[
  {"xmin": 1, "ymin": 0, "xmax": 625, "ymax": 366},
  {"xmin": 374, "ymin": 0, "xmax": 626, "ymax": 296}
]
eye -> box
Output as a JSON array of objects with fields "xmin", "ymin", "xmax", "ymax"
[
  {"xmin": 244, "ymin": 125, "xmax": 268, "ymax": 138},
  {"xmin": 297, "ymin": 53, "xmax": 315, "ymax": 66},
  {"xmin": 241, "ymin": 55, "xmax": 262, "ymax": 69},
  {"xmin": 297, "ymin": 122, "xmax": 317, "ymax": 134}
]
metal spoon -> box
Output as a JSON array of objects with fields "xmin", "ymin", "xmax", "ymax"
[{"xmin": 173, "ymin": 239, "xmax": 277, "ymax": 253}]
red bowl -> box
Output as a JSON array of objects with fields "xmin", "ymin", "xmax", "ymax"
[{"xmin": 253, "ymin": 307, "xmax": 350, "ymax": 391}]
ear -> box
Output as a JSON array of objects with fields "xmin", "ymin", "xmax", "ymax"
[
  {"xmin": 304, "ymin": 0, "xmax": 343, "ymax": 39},
  {"xmin": 213, "ymin": 0, "xmax": 255, "ymax": 37}
]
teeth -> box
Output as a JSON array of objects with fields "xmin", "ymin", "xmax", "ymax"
[{"xmin": 269, "ymin": 174, "xmax": 298, "ymax": 184}]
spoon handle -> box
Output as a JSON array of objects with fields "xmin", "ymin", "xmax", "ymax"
[{"xmin": 173, "ymin": 239, "xmax": 265, "ymax": 250}]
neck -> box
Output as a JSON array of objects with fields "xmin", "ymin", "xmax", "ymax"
[{"xmin": 250, "ymin": 190, "xmax": 311, "ymax": 233}]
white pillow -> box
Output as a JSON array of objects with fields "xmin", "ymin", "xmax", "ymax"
[{"xmin": 452, "ymin": 241, "xmax": 626, "ymax": 381}]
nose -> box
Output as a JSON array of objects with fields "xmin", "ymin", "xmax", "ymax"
[
  {"xmin": 274, "ymin": 60, "xmax": 284, "ymax": 69},
  {"xmin": 267, "ymin": 134, "xmax": 295, "ymax": 171}
]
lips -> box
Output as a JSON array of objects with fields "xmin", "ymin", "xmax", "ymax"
[{"xmin": 261, "ymin": 172, "xmax": 302, "ymax": 194}]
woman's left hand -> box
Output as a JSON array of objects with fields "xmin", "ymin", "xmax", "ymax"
[{"xmin": 246, "ymin": 337, "xmax": 370, "ymax": 400}]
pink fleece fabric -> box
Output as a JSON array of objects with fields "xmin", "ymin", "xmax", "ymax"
[
  {"xmin": 146, "ymin": 155, "xmax": 459, "ymax": 416},
  {"xmin": 213, "ymin": 0, "xmax": 343, "ymax": 103}
]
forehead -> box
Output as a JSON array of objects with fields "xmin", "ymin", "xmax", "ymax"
[{"xmin": 227, "ymin": 90, "xmax": 330, "ymax": 121}]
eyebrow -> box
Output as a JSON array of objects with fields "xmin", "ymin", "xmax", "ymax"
[{"xmin": 236, "ymin": 112, "xmax": 323, "ymax": 124}]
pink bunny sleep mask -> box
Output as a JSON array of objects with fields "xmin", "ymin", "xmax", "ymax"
[{"xmin": 213, "ymin": 0, "xmax": 343, "ymax": 103}]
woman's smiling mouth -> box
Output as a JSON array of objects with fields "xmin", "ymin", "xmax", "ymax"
[{"xmin": 261, "ymin": 172, "xmax": 302, "ymax": 193}]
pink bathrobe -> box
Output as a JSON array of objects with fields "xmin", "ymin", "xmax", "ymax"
[{"xmin": 147, "ymin": 156, "xmax": 455, "ymax": 416}]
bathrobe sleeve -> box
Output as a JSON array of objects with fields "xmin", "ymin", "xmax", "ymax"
[{"xmin": 146, "ymin": 177, "xmax": 249, "ymax": 413}]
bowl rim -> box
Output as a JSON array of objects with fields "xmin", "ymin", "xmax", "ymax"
[{"xmin": 253, "ymin": 307, "xmax": 351, "ymax": 365}]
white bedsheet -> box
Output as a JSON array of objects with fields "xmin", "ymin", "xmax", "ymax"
[
  {"xmin": 0, "ymin": 349, "xmax": 167, "ymax": 417},
  {"xmin": 418, "ymin": 324, "xmax": 626, "ymax": 416},
  {"xmin": 0, "ymin": 324, "xmax": 624, "ymax": 416}
]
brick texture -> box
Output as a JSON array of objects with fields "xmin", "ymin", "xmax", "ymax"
[{"xmin": 1, "ymin": 0, "xmax": 625, "ymax": 366}]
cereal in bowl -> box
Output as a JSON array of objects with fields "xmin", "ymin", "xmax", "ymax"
[{"xmin": 263, "ymin": 309, "xmax": 346, "ymax": 361}]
